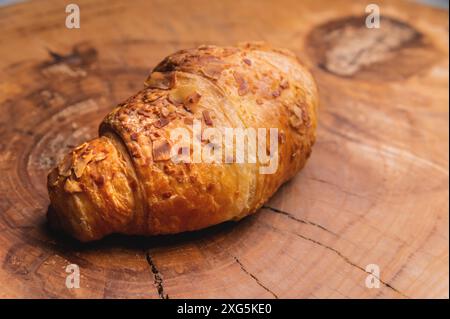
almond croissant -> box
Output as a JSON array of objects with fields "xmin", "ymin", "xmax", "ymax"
[{"xmin": 47, "ymin": 43, "xmax": 318, "ymax": 242}]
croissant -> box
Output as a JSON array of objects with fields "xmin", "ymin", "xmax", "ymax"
[{"xmin": 47, "ymin": 43, "xmax": 318, "ymax": 242}]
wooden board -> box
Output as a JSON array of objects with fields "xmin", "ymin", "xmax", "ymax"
[{"xmin": 0, "ymin": 0, "xmax": 448, "ymax": 298}]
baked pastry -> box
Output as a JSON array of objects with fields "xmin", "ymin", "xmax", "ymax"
[{"xmin": 47, "ymin": 43, "xmax": 319, "ymax": 242}]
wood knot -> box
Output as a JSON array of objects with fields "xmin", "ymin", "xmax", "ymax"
[{"xmin": 306, "ymin": 16, "xmax": 439, "ymax": 80}]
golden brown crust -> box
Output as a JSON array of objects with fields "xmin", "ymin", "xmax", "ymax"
[{"xmin": 47, "ymin": 43, "xmax": 319, "ymax": 242}]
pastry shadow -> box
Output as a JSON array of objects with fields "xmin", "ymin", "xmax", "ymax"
[{"xmin": 44, "ymin": 205, "xmax": 248, "ymax": 252}]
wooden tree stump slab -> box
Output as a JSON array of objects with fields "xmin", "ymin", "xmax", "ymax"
[{"xmin": 0, "ymin": 0, "xmax": 448, "ymax": 298}]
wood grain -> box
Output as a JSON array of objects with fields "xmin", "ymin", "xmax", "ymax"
[{"xmin": 0, "ymin": 0, "xmax": 448, "ymax": 298}]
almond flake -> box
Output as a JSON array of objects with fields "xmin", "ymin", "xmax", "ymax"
[
  {"xmin": 184, "ymin": 92, "xmax": 201, "ymax": 112},
  {"xmin": 58, "ymin": 153, "xmax": 73, "ymax": 177},
  {"xmin": 137, "ymin": 109, "xmax": 153, "ymax": 117},
  {"xmin": 233, "ymin": 72, "xmax": 249, "ymax": 96},
  {"xmin": 144, "ymin": 92, "xmax": 164, "ymax": 103},
  {"xmin": 130, "ymin": 132, "xmax": 139, "ymax": 141},
  {"xmin": 94, "ymin": 152, "xmax": 107, "ymax": 162},
  {"xmin": 74, "ymin": 142, "xmax": 88, "ymax": 151},
  {"xmin": 200, "ymin": 64, "xmax": 225, "ymax": 80},
  {"xmin": 202, "ymin": 110, "xmax": 213, "ymax": 126},
  {"xmin": 73, "ymin": 152, "xmax": 93, "ymax": 178},
  {"xmin": 144, "ymin": 72, "xmax": 176, "ymax": 90},
  {"xmin": 154, "ymin": 117, "xmax": 169, "ymax": 128},
  {"xmin": 161, "ymin": 107, "xmax": 170, "ymax": 117},
  {"xmin": 292, "ymin": 104, "xmax": 303, "ymax": 120},
  {"xmin": 152, "ymin": 139, "xmax": 171, "ymax": 161},
  {"xmin": 64, "ymin": 179, "xmax": 83, "ymax": 193}
]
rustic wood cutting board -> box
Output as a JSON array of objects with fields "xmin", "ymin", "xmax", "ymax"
[{"xmin": 0, "ymin": 0, "xmax": 448, "ymax": 298}]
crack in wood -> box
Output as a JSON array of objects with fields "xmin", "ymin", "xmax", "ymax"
[
  {"xmin": 145, "ymin": 252, "xmax": 169, "ymax": 299},
  {"xmin": 259, "ymin": 208, "xmax": 410, "ymax": 298},
  {"xmin": 292, "ymin": 232, "xmax": 410, "ymax": 298},
  {"xmin": 233, "ymin": 256, "xmax": 279, "ymax": 299},
  {"xmin": 263, "ymin": 205, "xmax": 338, "ymax": 237},
  {"xmin": 307, "ymin": 177, "xmax": 369, "ymax": 199}
]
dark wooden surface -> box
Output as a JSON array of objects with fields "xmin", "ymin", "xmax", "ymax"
[{"xmin": 0, "ymin": 0, "xmax": 448, "ymax": 298}]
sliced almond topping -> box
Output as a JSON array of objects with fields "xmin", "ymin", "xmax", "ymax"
[
  {"xmin": 58, "ymin": 153, "xmax": 73, "ymax": 177},
  {"xmin": 153, "ymin": 117, "xmax": 169, "ymax": 128},
  {"xmin": 233, "ymin": 71, "xmax": 249, "ymax": 96},
  {"xmin": 137, "ymin": 109, "xmax": 153, "ymax": 118},
  {"xmin": 202, "ymin": 110, "xmax": 213, "ymax": 126},
  {"xmin": 161, "ymin": 107, "xmax": 170, "ymax": 117},
  {"xmin": 73, "ymin": 152, "xmax": 94, "ymax": 179},
  {"xmin": 292, "ymin": 104, "xmax": 303, "ymax": 120},
  {"xmin": 94, "ymin": 152, "xmax": 107, "ymax": 162},
  {"xmin": 144, "ymin": 72, "xmax": 176, "ymax": 90},
  {"xmin": 80, "ymin": 145, "xmax": 93, "ymax": 156},
  {"xmin": 184, "ymin": 92, "xmax": 201, "ymax": 112},
  {"xmin": 144, "ymin": 92, "xmax": 164, "ymax": 103},
  {"xmin": 200, "ymin": 64, "xmax": 225, "ymax": 80},
  {"xmin": 243, "ymin": 58, "xmax": 252, "ymax": 66},
  {"xmin": 74, "ymin": 142, "xmax": 88, "ymax": 151},
  {"xmin": 64, "ymin": 179, "xmax": 83, "ymax": 193},
  {"xmin": 152, "ymin": 139, "xmax": 171, "ymax": 161},
  {"xmin": 130, "ymin": 132, "xmax": 139, "ymax": 141}
]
